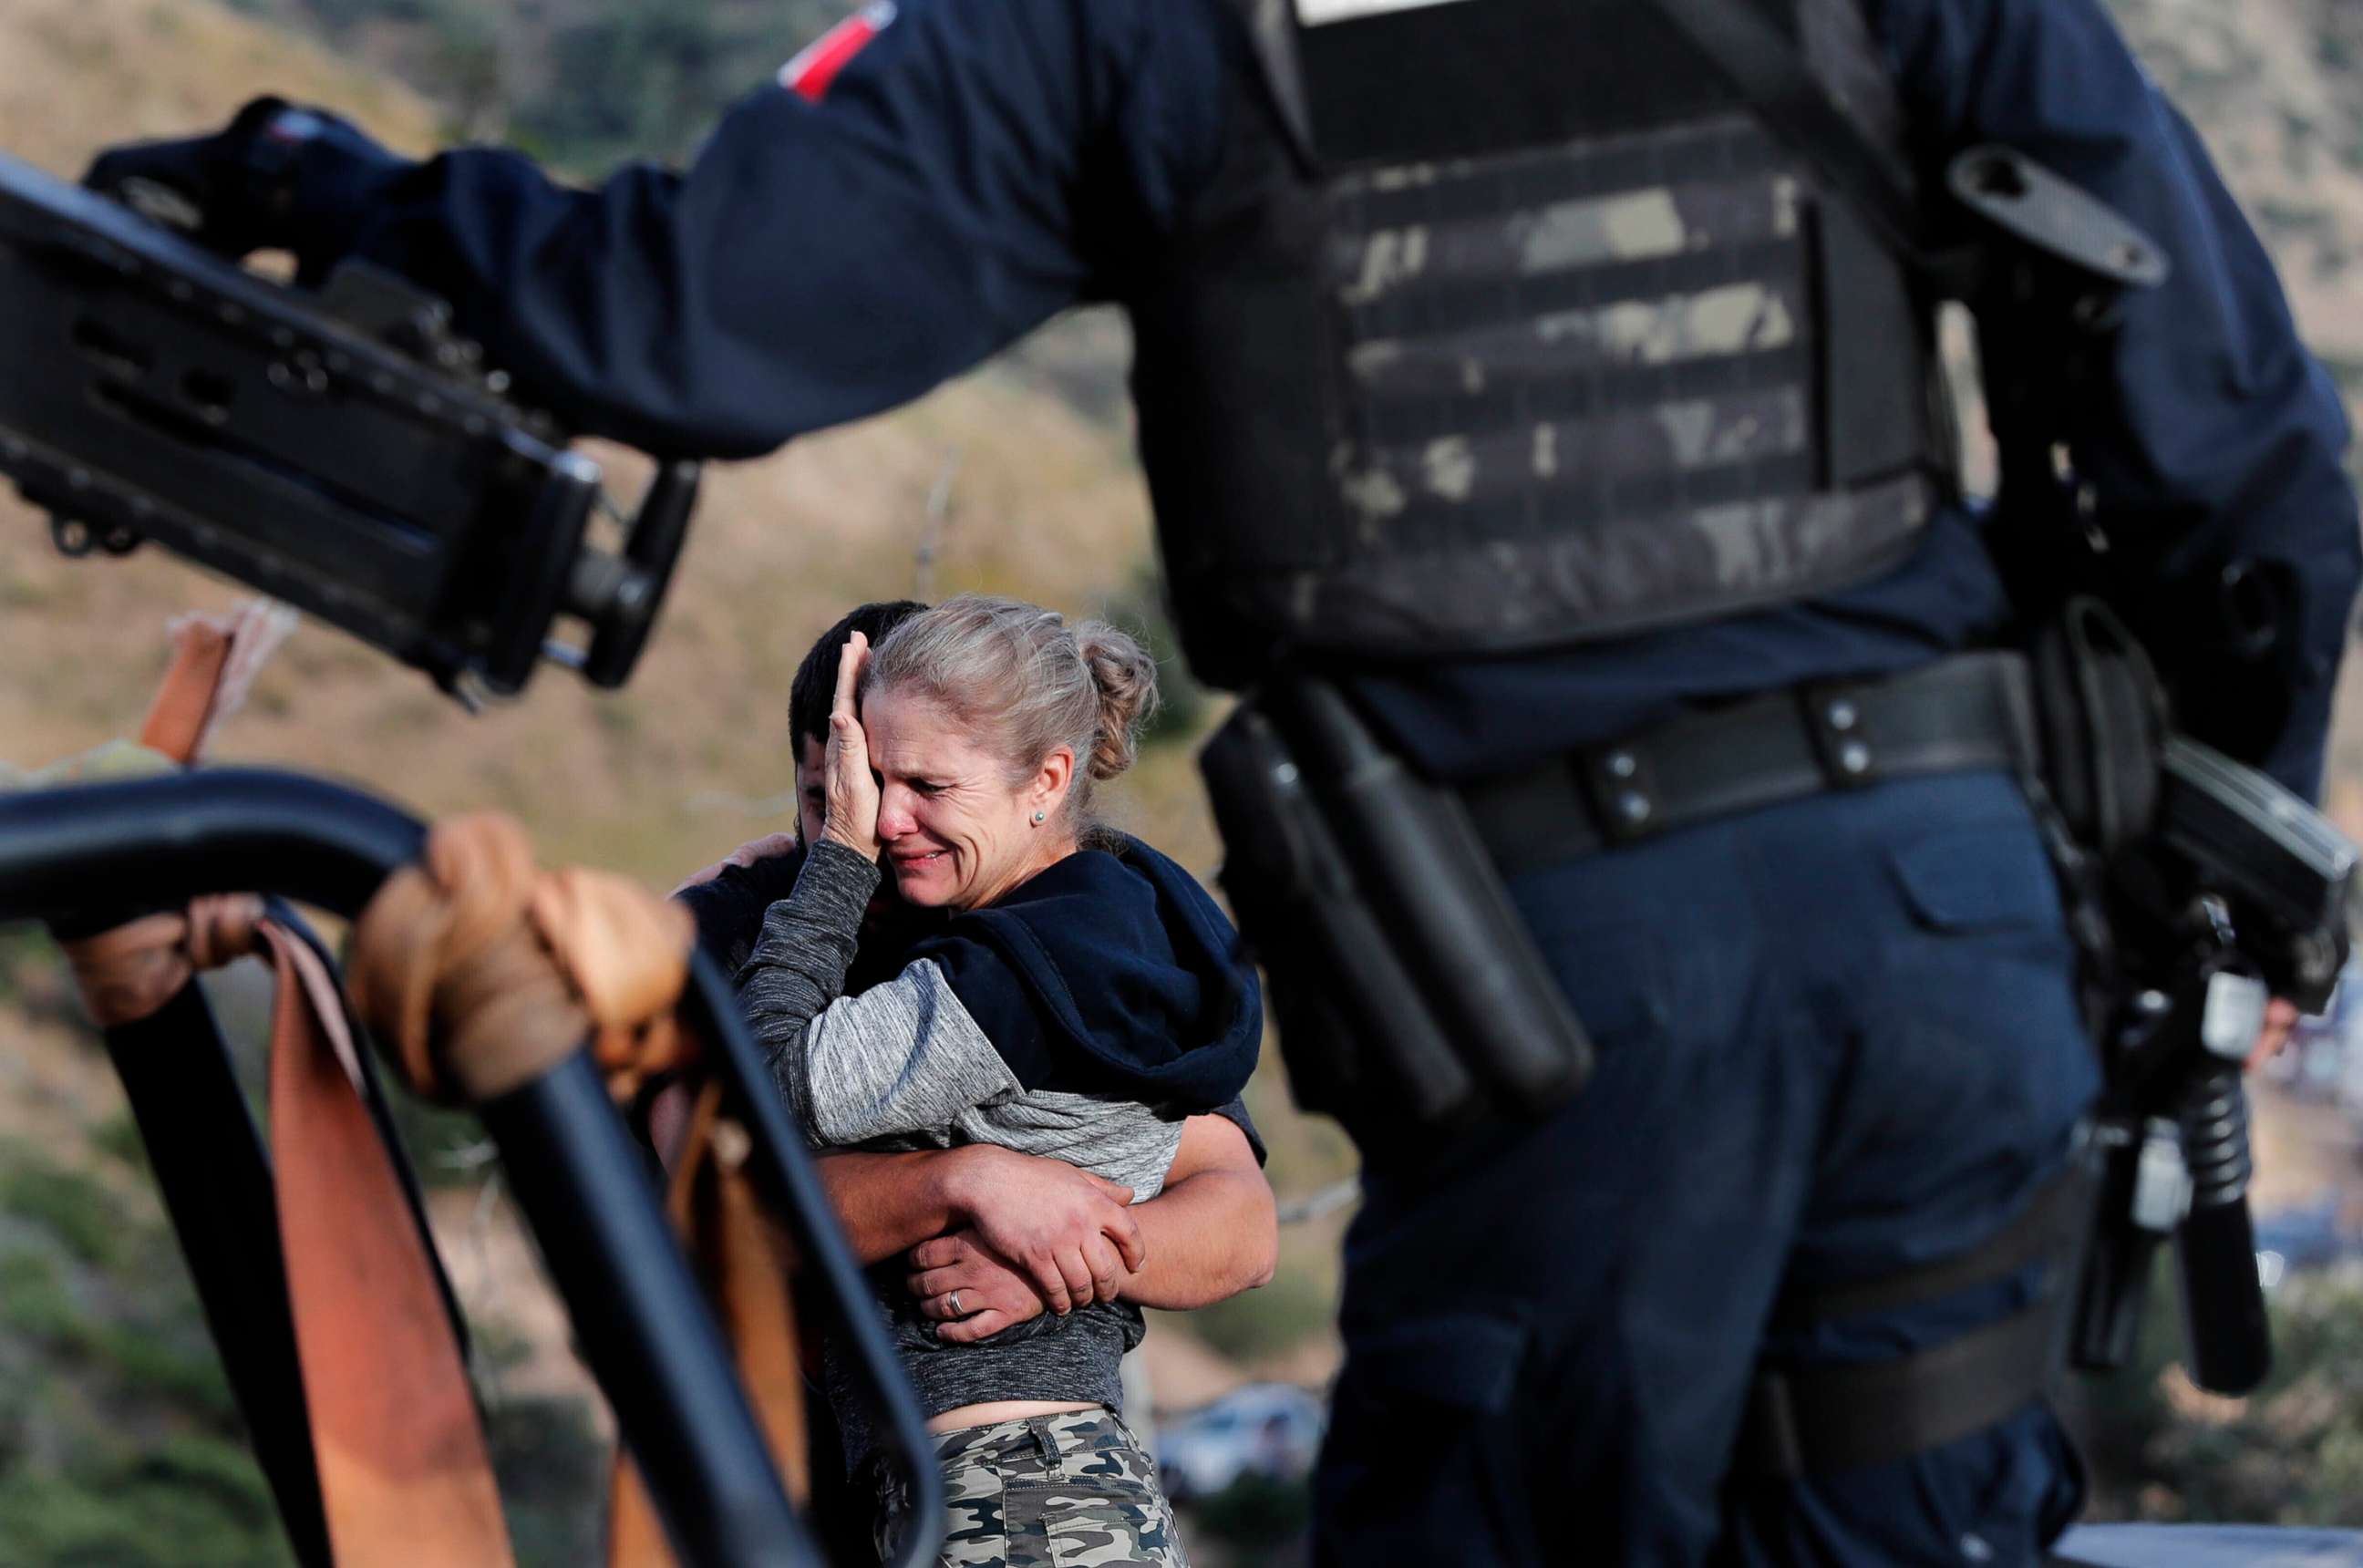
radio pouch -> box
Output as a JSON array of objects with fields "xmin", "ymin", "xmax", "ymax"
[
  {"xmin": 2029, "ymin": 596, "xmax": 2170, "ymax": 861},
  {"xmin": 1200, "ymin": 678, "xmax": 1594, "ymax": 1139}
]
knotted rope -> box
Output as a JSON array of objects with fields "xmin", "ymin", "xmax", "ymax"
[
  {"xmin": 346, "ymin": 812, "xmax": 695, "ymax": 1106},
  {"xmin": 53, "ymin": 601, "xmax": 291, "ymax": 1030},
  {"xmin": 63, "ymin": 893, "xmax": 267, "ymax": 1028}
]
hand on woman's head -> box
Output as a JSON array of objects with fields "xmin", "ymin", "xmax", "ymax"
[{"xmin": 820, "ymin": 632, "xmax": 882, "ymax": 859}]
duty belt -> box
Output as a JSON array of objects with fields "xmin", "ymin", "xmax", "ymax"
[{"xmin": 1460, "ymin": 651, "xmax": 2042, "ymax": 869}]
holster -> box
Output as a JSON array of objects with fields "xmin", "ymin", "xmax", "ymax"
[
  {"xmin": 1198, "ymin": 677, "xmax": 1594, "ymax": 1141},
  {"xmin": 2027, "ymin": 597, "xmax": 2170, "ymax": 861}
]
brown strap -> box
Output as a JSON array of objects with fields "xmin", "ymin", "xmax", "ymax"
[
  {"xmin": 53, "ymin": 610, "xmax": 521, "ymax": 1562},
  {"xmin": 606, "ymin": 1084, "xmax": 812, "ymax": 1567},
  {"xmin": 136, "ymin": 615, "xmax": 236, "ymax": 764},
  {"xmin": 136, "ymin": 601, "xmax": 297, "ymax": 767},
  {"xmin": 259, "ymin": 922, "xmax": 515, "ymax": 1567},
  {"xmin": 344, "ymin": 816, "xmax": 811, "ymax": 1566},
  {"xmin": 60, "ymin": 602, "xmax": 293, "ymax": 1029}
]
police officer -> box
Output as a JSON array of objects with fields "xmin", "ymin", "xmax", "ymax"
[{"xmin": 87, "ymin": 0, "xmax": 2359, "ymax": 1562}]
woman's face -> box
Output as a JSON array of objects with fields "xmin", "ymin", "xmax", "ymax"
[{"xmin": 862, "ymin": 686, "xmax": 1069, "ymax": 910}]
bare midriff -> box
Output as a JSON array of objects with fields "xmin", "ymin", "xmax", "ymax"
[{"xmin": 926, "ymin": 1398, "xmax": 1101, "ymax": 1435}]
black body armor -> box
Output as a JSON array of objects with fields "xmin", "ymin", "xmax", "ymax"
[{"xmin": 1130, "ymin": 0, "xmax": 1956, "ymax": 688}]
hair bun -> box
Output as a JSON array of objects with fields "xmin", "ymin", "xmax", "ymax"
[{"xmin": 1075, "ymin": 622, "xmax": 1161, "ymax": 780}]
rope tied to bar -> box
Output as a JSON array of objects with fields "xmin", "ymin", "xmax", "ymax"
[
  {"xmin": 64, "ymin": 893, "xmax": 267, "ymax": 1027},
  {"xmin": 50, "ymin": 601, "xmax": 294, "ymax": 1030},
  {"xmin": 36, "ymin": 608, "xmax": 807, "ymax": 1562},
  {"xmin": 346, "ymin": 812, "xmax": 697, "ymax": 1108}
]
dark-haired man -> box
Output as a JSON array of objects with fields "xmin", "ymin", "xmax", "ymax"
[{"xmin": 673, "ymin": 599, "xmax": 932, "ymax": 975}]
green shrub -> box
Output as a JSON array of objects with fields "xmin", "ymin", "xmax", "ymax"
[
  {"xmin": 0, "ymin": 1248, "xmax": 79, "ymax": 1343},
  {"xmin": 487, "ymin": 1392, "xmax": 610, "ymax": 1564},
  {"xmin": 88, "ymin": 1112, "xmax": 152, "ymax": 1179},
  {"xmin": 2069, "ymin": 1270, "xmax": 2363, "ymax": 1527},
  {"xmin": 1, "ymin": 1156, "xmax": 129, "ymax": 1269},
  {"xmin": 1189, "ymin": 1471, "xmax": 1313, "ymax": 1555}
]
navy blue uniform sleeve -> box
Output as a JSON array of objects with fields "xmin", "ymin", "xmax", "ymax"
[
  {"xmin": 1212, "ymin": 1096, "xmax": 1268, "ymax": 1168},
  {"xmin": 1873, "ymin": 0, "xmax": 2359, "ymax": 796},
  {"xmin": 280, "ymin": 0, "xmax": 1233, "ymax": 459},
  {"xmin": 903, "ymin": 929, "xmax": 1061, "ymax": 1091}
]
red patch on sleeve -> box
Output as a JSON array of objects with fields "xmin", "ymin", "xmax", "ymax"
[{"xmin": 779, "ymin": 3, "xmax": 899, "ymax": 103}]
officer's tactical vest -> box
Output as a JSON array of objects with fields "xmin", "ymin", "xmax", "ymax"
[{"xmin": 1130, "ymin": 0, "xmax": 1955, "ymax": 688}]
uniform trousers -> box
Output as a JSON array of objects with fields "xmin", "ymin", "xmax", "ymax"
[{"xmin": 1313, "ymin": 770, "xmax": 2099, "ymax": 1566}]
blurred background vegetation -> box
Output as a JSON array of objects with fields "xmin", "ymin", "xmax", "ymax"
[{"xmin": 0, "ymin": 0, "xmax": 2360, "ymax": 1561}]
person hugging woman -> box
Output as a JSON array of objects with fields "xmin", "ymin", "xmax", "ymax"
[{"xmin": 734, "ymin": 593, "xmax": 1262, "ymax": 1567}]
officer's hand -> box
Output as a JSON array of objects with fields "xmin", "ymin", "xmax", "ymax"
[
  {"xmin": 2245, "ymin": 997, "xmax": 2301, "ymax": 1072},
  {"xmin": 907, "ymin": 1230, "xmax": 1068, "ymax": 1343},
  {"xmin": 83, "ymin": 98, "xmax": 293, "ymax": 257},
  {"xmin": 821, "ymin": 632, "xmax": 882, "ymax": 859}
]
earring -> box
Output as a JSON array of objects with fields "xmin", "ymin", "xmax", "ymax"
[{"xmin": 1032, "ymin": 811, "xmax": 1047, "ymax": 825}]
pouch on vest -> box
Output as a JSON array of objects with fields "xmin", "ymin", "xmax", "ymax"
[
  {"xmin": 2028, "ymin": 596, "xmax": 2170, "ymax": 861},
  {"xmin": 1199, "ymin": 679, "xmax": 1594, "ymax": 1137}
]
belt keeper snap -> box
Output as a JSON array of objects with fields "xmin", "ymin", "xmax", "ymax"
[
  {"xmin": 1584, "ymin": 744, "xmax": 1662, "ymax": 843},
  {"xmin": 1803, "ymin": 686, "xmax": 1878, "ymax": 787}
]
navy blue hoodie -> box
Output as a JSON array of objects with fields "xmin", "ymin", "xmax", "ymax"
[{"xmin": 899, "ymin": 834, "xmax": 1261, "ymax": 1112}]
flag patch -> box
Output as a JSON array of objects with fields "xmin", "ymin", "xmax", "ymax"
[{"xmin": 779, "ymin": 3, "xmax": 899, "ymax": 101}]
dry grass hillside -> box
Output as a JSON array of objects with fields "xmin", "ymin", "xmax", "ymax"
[
  {"xmin": 0, "ymin": 0, "xmax": 441, "ymax": 170},
  {"xmin": 2107, "ymin": 0, "xmax": 2363, "ymax": 366}
]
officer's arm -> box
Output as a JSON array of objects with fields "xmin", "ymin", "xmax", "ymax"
[
  {"xmin": 261, "ymin": 0, "xmax": 1232, "ymax": 459},
  {"xmin": 1879, "ymin": 0, "xmax": 2360, "ymax": 797}
]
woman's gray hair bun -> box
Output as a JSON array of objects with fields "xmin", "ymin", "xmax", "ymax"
[{"xmin": 1076, "ymin": 622, "xmax": 1161, "ymax": 781}]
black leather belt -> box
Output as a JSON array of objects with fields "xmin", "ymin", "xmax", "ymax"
[{"xmin": 1460, "ymin": 652, "xmax": 2042, "ymax": 869}]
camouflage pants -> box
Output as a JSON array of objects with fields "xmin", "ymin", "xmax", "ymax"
[{"xmin": 869, "ymin": 1408, "xmax": 1189, "ymax": 1567}]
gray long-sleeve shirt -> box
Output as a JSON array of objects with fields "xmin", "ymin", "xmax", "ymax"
[{"xmin": 737, "ymin": 839, "xmax": 1187, "ymax": 1193}]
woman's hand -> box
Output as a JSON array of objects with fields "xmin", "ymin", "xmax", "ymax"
[
  {"xmin": 942, "ymin": 1145, "xmax": 1146, "ymax": 1316},
  {"xmin": 907, "ymin": 1230, "xmax": 1083, "ymax": 1343},
  {"xmin": 821, "ymin": 631, "xmax": 881, "ymax": 859}
]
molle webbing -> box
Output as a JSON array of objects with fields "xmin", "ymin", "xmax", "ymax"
[
  {"xmin": 1146, "ymin": 0, "xmax": 1948, "ymax": 681},
  {"xmin": 1315, "ymin": 113, "xmax": 1935, "ymax": 648}
]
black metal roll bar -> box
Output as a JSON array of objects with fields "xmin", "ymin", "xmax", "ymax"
[{"xmin": 0, "ymin": 768, "xmax": 944, "ymax": 1568}]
